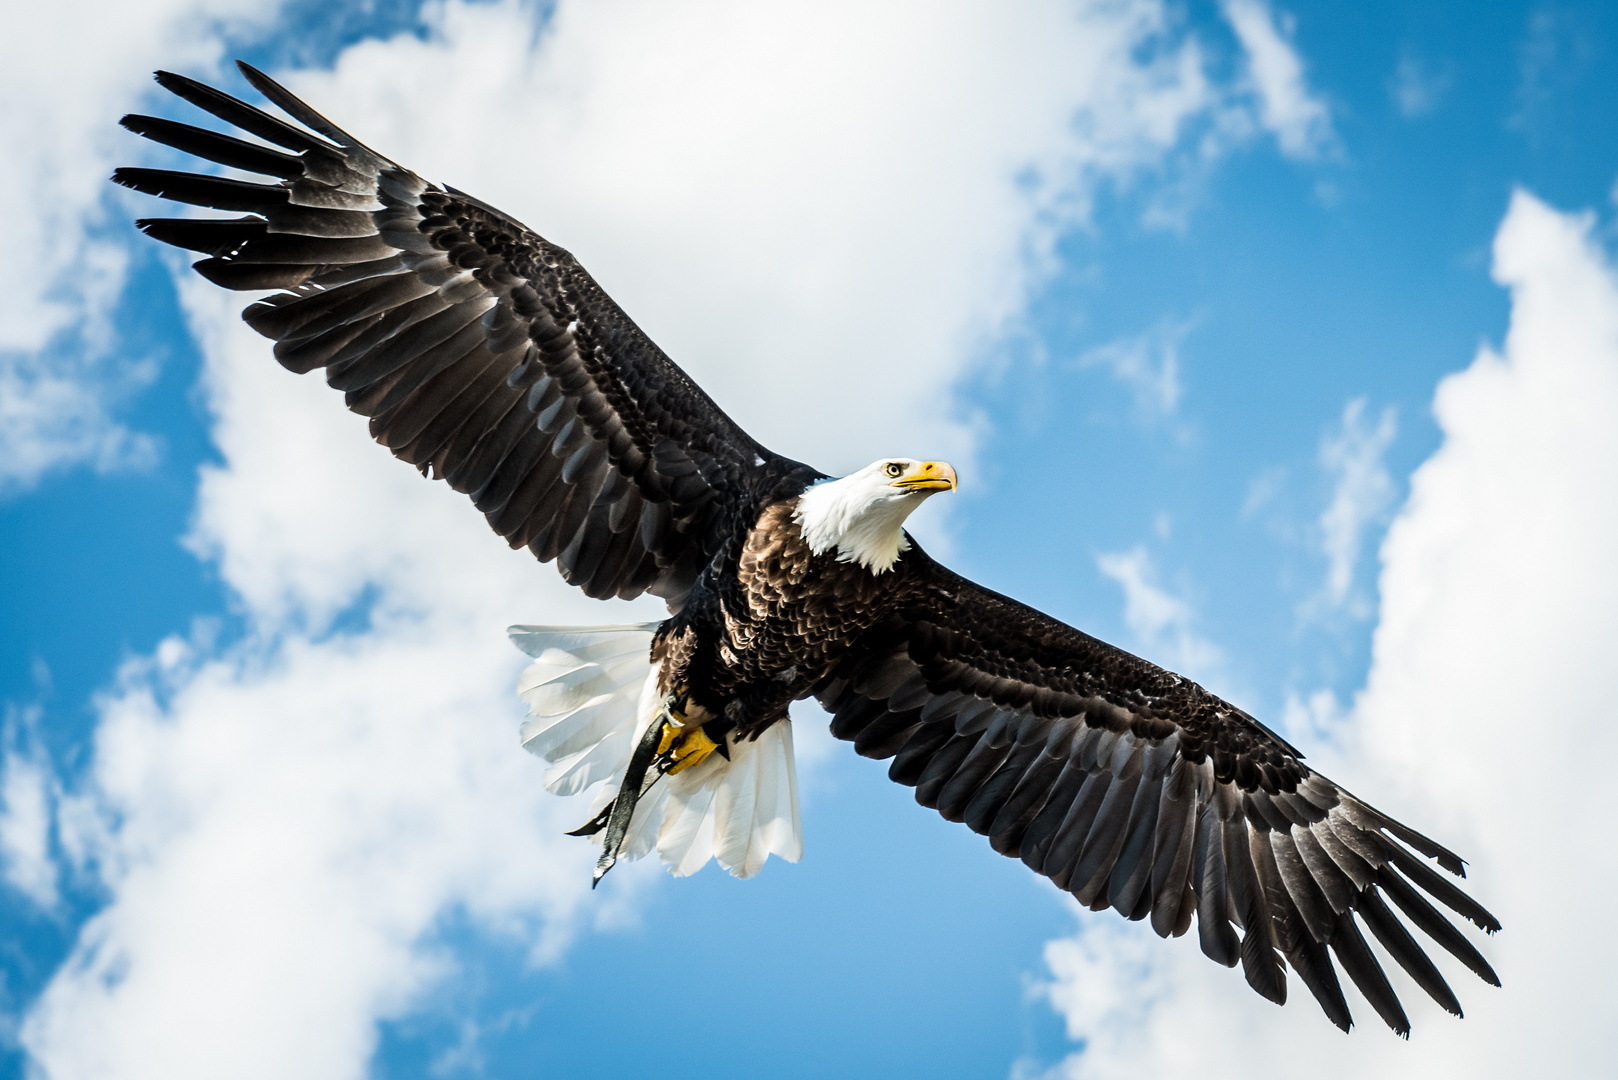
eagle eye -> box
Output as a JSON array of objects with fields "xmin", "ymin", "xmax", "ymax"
[{"xmin": 884, "ymin": 462, "xmax": 904, "ymax": 478}]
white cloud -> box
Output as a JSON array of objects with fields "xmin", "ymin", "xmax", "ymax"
[
  {"xmin": 0, "ymin": 0, "xmax": 288, "ymax": 493},
  {"xmin": 1075, "ymin": 317, "xmax": 1190, "ymax": 417},
  {"xmin": 1034, "ymin": 189, "xmax": 1618, "ymax": 1073},
  {"xmin": 1312, "ymin": 397, "xmax": 1398, "ymax": 617},
  {"xmin": 281, "ymin": 0, "xmax": 1236, "ymax": 479},
  {"xmin": 1032, "ymin": 910, "xmax": 1171, "ymax": 1074},
  {"xmin": 18, "ymin": 1, "xmax": 1289, "ymax": 1076},
  {"xmin": 1095, "ymin": 547, "xmax": 1221, "ymax": 678},
  {"xmin": 1220, "ymin": 0, "xmax": 1335, "ymax": 159},
  {"xmin": 24, "ymin": 630, "xmax": 616, "ymax": 1079},
  {"xmin": 23, "ymin": 286, "xmax": 664, "ymax": 1080}
]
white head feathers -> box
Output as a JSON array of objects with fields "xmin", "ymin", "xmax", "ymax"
[{"xmin": 792, "ymin": 458, "xmax": 958, "ymax": 574}]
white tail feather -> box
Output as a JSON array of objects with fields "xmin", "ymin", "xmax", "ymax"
[{"xmin": 509, "ymin": 624, "xmax": 802, "ymax": 879}]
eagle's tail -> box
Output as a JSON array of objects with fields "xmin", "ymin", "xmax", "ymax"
[{"xmin": 509, "ymin": 624, "xmax": 803, "ymax": 880}]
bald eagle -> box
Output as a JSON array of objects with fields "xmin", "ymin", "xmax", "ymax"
[{"xmin": 115, "ymin": 63, "xmax": 1498, "ymax": 1036}]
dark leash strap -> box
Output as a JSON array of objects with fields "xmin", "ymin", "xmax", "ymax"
[{"xmin": 588, "ymin": 716, "xmax": 670, "ymax": 887}]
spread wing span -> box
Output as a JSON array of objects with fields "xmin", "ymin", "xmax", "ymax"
[
  {"xmin": 117, "ymin": 63, "xmax": 1498, "ymax": 1034},
  {"xmin": 818, "ymin": 550, "xmax": 1500, "ymax": 1035},
  {"xmin": 115, "ymin": 62, "xmax": 779, "ymax": 608}
]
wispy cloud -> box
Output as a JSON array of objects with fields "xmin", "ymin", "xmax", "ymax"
[
  {"xmin": 1312, "ymin": 397, "xmax": 1397, "ymax": 617},
  {"xmin": 1509, "ymin": 7, "xmax": 1596, "ymax": 135},
  {"xmin": 0, "ymin": 706, "xmax": 60, "ymax": 909},
  {"xmin": 1279, "ymin": 686, "xmax": 1345, "ymax": 745},
  {"xmin": 1075, "ymin": 317, "xmax": 1192, "ymax": 418},
  {"xmin": 0, "ymin": 350, "xmax": 160, "ymax": 497},
  {"xmin": 1220, "ymin": 0, "xmax": 1335, "ymax": 159},
  {"xmin": 1095, "ymin": 547, "xmax": 1221, "ymax": 677},
  {"xmin": 1241, "ymin": 464, "xmax": 1288, "ymax": 518},
  {"xmin": 1388, "ymin": 49, "xmax": 1451, "ymax": 118}
]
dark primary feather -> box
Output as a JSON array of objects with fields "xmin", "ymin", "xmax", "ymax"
[
  {"xmin": 818, "ymin": 548, "xmax": 1501, "ymax": 1035},
  {"xmin": 116, "ymin": 62, "xmax": 808, "ymax": 608}
]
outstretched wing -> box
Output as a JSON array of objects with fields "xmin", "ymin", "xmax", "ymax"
[
  {"xmin": 818, "ymin": 549, "xmax": 1500, "ymax": 1035},
  {"xmin": 115, "ymin": 63, "xmax": 799, "ymax": 608}
]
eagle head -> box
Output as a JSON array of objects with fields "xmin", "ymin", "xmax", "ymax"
[{"xmin": 792, "ymin": 458, "xmax": 958, "ymax": 574}]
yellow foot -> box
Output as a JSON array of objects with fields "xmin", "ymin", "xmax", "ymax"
[
  {"xmin": 651, "ymin": 690, "xmax": 722, "ymax": 775},
  {"xmin": 659, "ymin": 722, "xmax": 721, "ymax": 775}
]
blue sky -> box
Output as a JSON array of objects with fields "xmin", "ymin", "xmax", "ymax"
[{"xmin": 3, "ymin": 1, "xmax": 1617, "ymax": 1076}]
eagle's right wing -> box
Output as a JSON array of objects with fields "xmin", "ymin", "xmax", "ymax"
[
  {"xmin": 116, "ymin": 63, "xmax": 809, "ymax": 608},
  {"xmin": 818, "ymin": 549, "xmax": 1501, "ymax": 1035}
]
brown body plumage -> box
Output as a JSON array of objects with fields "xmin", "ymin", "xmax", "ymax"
[{"xmin": 654, "ymin": 498, "xmax": 908, "ymax": 738}]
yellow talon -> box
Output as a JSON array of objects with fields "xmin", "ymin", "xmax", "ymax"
[
  {"xmin": 656, "ymin": 721, "xmax": 680, "ymax": 756},
  {"xmin": 666, "ymin": 726, "xmax": 721, "ymax": 775},
  {"xmin": 655, "ymin": 693, "xmax": 690, "ymax": 756}
]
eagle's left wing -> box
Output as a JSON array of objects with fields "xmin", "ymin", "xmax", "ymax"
[
  {"xmin": 816, "ymin": 547, "xmax": 1499, "ymax": 1035},
  {"xmin": 115, "ymin": 63, "xmax": 809, "ymax": 610}
]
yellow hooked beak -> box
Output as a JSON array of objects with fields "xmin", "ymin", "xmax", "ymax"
[{"xmin": 891, "ymin": 460, "xmax": 958, "ymax": 492}]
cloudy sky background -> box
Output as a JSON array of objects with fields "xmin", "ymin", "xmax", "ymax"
[{"xmin": 2, "ymin": 0, "xmax": 1616, "ymax": 1076}]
